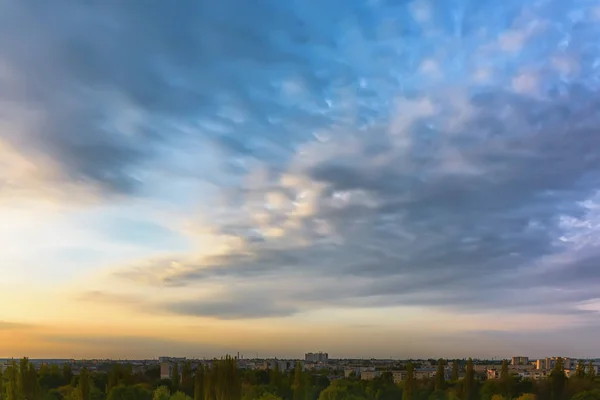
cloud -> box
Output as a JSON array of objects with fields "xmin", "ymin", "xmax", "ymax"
[
  {"xmin": 116, "ymin": 81, "xmax": 600, "ymax": 322},
  {"xmin": 76, "ymin": 291, "xmax": 142, "ymax": 305},
  {"xmin": 162, "ymin": 296, "xmax": 299, "ymax": 320},
  {"xmin": 4, "ymin": 0, "xmax": 600, "ymax": 335},
  {"xmin": 0, "ymin": 0, "xmax": 340, "ymax": 199},
  {"xmin": 0, "ymin": 321, "xmax": 33, "ymax": 330},
  {"xmin": 44, "ymin": 334, "xmax": 218, "ymax": 359}
]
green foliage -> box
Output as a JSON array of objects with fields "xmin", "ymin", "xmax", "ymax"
[
  {"xmin": 291, "ymin": 363, "xmax": 305, "ymax": 400},
  {"xmin": 78, "ymin": 368, "xmax": 91, "ymax": 400},
  {"xmin": 256, "ymin": 394, "xmax": 282, "ymax": 400},
  {"xmin": 193, "ymin": 367, "xmax": 204, "ymax": 400},
  {"xmin": 577, "ymin": 362, "xmax": 587, "ymax": 379},
  {"xmin": 588, "ymin": 362, "xmax": 597, "ymax": 381},
  {"xmin": 317, "ymin": 381, "xmax": 366, "ymax": 400},
  {"xmin": 549, "ymin": 358, "xmax": 566, "ymax": 400},
  {"xmin": 436, "ymin": 360, "xmax": 446, "ymax": 391},
  {"xmin": 63, "ymin": 366, "xmax": 74, "ymax": 386},
  {"xmin": 108, "ymin": 384, "xmax": 151, "ymax": 400},
  {"xmin": 180, "ymin": 364, "xmax": 193, "ymax": 397},
  {"xmin": 153, "ymin": 386, "xmax": 171, "ymax": 400},
  {"xmin": 404, "ymin": 363, "xmax": 416, "ymax": 400},
  {"xmin": 571, "ymin": 389, "xmax": 600, "ymax": 400},
  {"xmin": 515, "ymin": 393, "xmax": 536, "ymax": 400},
  {"xmin": 169, "ymin": 392, "xmax": 192, "ymax": 400},
  {"xmin": 451, "ymin": 362, "xmax": 459, "ymax": 382},
  {"xmin": 464, "ymin": 358, "xmax": 475, "ymax": 400},
  {"xmin": 171, "ymin": 365, "xmax": 180, "ymax": 391}
]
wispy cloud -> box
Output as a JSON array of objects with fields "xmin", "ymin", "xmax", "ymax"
[{"xmin": 2, "ymin": 0, "xmax": 600, "ymax": 355}]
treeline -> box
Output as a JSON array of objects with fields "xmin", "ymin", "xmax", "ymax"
[
  {"xmin": 321, "ymin": 358, "xmax": 600, "ymax": 400},
  {"xmin": 1, "ymin": 357, "xmax": 600, "ymax": 400}
]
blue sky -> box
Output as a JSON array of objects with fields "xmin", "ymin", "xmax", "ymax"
[{"xmin": 1, "ymin": 0, "xmax": 600, "ymax": 359}]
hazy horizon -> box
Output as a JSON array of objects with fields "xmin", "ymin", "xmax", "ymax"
[{"xmin": 1, "ymin": 0, "xmax": 600, "ymax": 359}]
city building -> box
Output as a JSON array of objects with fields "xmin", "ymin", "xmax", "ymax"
[
  {"xmin": 305, "ymin": 352, "xmax": 328, "ymax": 364},
  {"xmin": 511, "ymin": 356, "xmax": 529, "ymax": 366},
  {"xmin": 487, "ymin": 369, "xmax": 499, "ymax": 379},
  {"xmin": 361, "ymin": 369, "xmax": 379, "ymax": 380},
  {"xmin": 415, "ymin": 368, "xmax": 437, "ymax": 379},
  {"xmin": 158, "ymin": 357, "xmax": 186, "ymax": 380},
  {"xmin": 393, "ymin": 371, "xmax": 407, "ymax": 384}
]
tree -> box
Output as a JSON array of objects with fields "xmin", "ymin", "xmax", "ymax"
[
  {"xmin": 403, "ymin": 363, "xmax": 415, "ymax": 400},
  {"xmin": 181, "ymin": 363, "xmax": 193, "ymax": 396},
  {"xmin": 491, "ymin": 395, "xmax": 505, "ymax": 400},
  {"xmin": 269, "ymin": 364, "xmax": 282, "ymax": 390},
  {"xmin": 78, "ymin": 367, "xmax": 91, "ymax": 400},
  {"xmin": 500, "ymin": 361, "xmax": 508, "ymax": 381},
  {"xmin": 464, "ymin": 358, "xmax": 474, "ymax": 400},
  {"xmin": 170, "ymin": 392, "xmax": 192, "ymax": 400},
  {"xmin": 193, "ymin": 367, "xmax": 204, "ymax": 400},
  {"xmin": 587, "ymin": 361, "xmax": 596, "ymax": 380},
  {"xmin": 451, "ymin": 361, "xmax": 459, "ymax": 381},
  {"xmin": 171, "ymin": 364, "xmax": 180, "ymax": 391},
  {"xmin": 292, "ymin": 362, "xmax": 305, "ymax": 400},
  {"xmin": 576, "ymin": 362, "xmax": 586, "ymax": 379},
  {"xmin": 257, "ymin": 395, "xmax": 283, "ymax": 400},
  {"xmin": 570, "ymin": 390, "xmax": 600, "ymax": 400},
  {"xmin": 202, "ymin": 366, "xmax": 213, "ymax": 400},
  {"xmin": 153, "ymin": 386, "xmax": 171, "ymax": 400},
  {"xmin": 515, "ymin": 394, "xmax": 537, "ymax": 400},
  {"xmin": 549, "ymin": 358, "xmax": 566, "ymax": 400},
  {"xmin": 63, "ymin": 364, "xmax": 73, "ymax": 386},
  {"xmin": 435, "ymin": 359, "xmax": 446, "ymax": 391},
  {"xmin": 27, "ymin": 363, "xmax": 40, "ymax": 400},
  {"xmin": 7, "ymin": 361, "xmax": 18, "ymax": 400},
  {"xmin": 0, "ymin": 366, "xmax": 4, "ymax": 400}
]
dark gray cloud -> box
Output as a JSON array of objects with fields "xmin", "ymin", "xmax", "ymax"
[
  {"xmin": 162, "ymin": 296, "xmax": 299, "ymax": 320},
  {"xmin": 0, "ymin": 0, "xmax": 351, "ymax": 194},
  {"xmin": 118, "ymin": 83, "xmax": 600, "ymax": 320}
]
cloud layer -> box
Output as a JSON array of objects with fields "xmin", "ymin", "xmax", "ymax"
[{"xmin": 2, "ymin": 0, "xmax": 600, "ymax": 354}]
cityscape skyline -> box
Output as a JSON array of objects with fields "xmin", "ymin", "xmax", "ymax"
[{"xmin": 2, "ymin": 0, "xmax": 600, "ymax": 359}]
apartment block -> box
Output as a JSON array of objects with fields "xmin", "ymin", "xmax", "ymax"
[{"xmin": 511, "ymin": 356, "xmax": 529, "ymax": 366}]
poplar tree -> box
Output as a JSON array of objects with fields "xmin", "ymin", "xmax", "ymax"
[
  {"xmin": 181, "ymin": 362, "xmax": 193, "ymax": 395},
  {"xmin": 18, "ymin": 358, "xmax": 29, "ymax": 400},
  {"xmin": 464, "ymin": 358, "xmax": 475, "ymax": 400},
  {"xmin": 172, "ymin": 363, "xmax": 180, "ymax": 390},
  {"xmin": 193, "ymin": 366, "xmax": 204, "ymax": 400},
  {"xmin": 451, "ymin": 361, "xmax": 459, "ymax": 381},
  {"xmin": 435, "ymin": 359, "xmax": 445, "ymax": 391},
  {"xmin": 500, "ymin": 360, "xmax": 509, "ymax": 380},
  {"xmin": 203, "ymin": 364, "xmax": 214, "ymax": 400},
  {"xmin": 587, "ymin": 361, "xmax": 596, "ymax": 380},
  {"xmin": 7, "ymin": 361, "xmax": 18, "ymax": 400},
  {"xmin": 78, "ymin": 367, "xmax": 91, "ymax": 400},
  {"xmin": 549, "ymin": 358, "xmax": 566, "ymax": 400},
  {"xmin": 270, "ymin": 363, "xmax": 282, "ymax": 389},
  {"xmin": 62, "ymin": 364, "xmax": 73, "ymax": 385},
  {"xmin": 403, "ymin": 363, "xmax": 415, "ymax": 400},
  {"xmin": 292, "ymin": 362, "xmax": 305, "ymax": 400},
  {"xmin": 0, "ymin": 366, "xmax": 4, "ymax": 400},
  {"xmin": 27, "ymin": 363, "xmax": 39, "ymax": 400},
  {"xmin": 575, "ymin": 361, "xmax": 585, "ymax": 379}
]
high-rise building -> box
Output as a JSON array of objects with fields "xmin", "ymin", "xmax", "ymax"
[
  {"xmin": 511, "ymin": 356, "xmax": 529, "ymax": 365},
  {"xmin": 305, "ymin": 352, "xmax": 328, "ymax": 363}
]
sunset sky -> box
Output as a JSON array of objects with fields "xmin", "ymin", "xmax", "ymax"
[{"xmin": 1, "ymin": 0, "xmax": 600, "ymax": 360}]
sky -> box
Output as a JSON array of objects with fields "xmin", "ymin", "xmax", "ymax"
[{"xmin": 1, "ymin": 0, "xmax": 600, "ymax": 360}]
